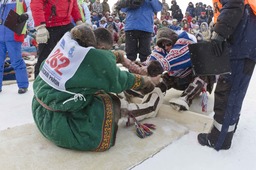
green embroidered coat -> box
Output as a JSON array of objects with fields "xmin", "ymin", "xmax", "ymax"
[{"xmin": 32, "ymin": 47, "xmax": 142, "ymax": 151}]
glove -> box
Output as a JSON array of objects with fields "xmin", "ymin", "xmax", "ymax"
[
  {"xmin": 35, "ymin": 24, "xmax": 49, "ymax": 44},
  {"xmin": 17, "ymin": 13, "xmax": 28, "ymax": 23},
  {"xmin": 76, "ymin": 20, "xmax": 83, "ymax": 25},
  {"xmin": 210, "ymin": 31, "xmax": 226, "ymax": 56}
]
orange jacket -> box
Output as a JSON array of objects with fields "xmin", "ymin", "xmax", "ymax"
[
  {"xmin": 245, "ymin": 0, "xmax": 256, "ymax": 15},
  {"xmin": 212, "ymin": 0, "xmax": 222, "ymax": 23},
  {"xmin": 213, "ymin": 0, "xmax": 256, "ymax": 23}
]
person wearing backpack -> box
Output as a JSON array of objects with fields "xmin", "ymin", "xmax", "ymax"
[{"xmin": 197, "ymin": 0, "xmax": 256, "ymax": 151}]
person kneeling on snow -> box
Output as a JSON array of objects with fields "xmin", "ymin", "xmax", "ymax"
[
  {"xmin": 32, "ymin": 24, "xmax": 163, "ymax": 151},
  {"xmin": 145, "ymin": 27, "xmax": 216, "ymax": 111}
]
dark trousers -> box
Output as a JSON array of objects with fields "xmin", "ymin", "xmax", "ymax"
[
  {"xmin": 34, "ymin": 23, "xmax": 74, "ymax": 78},
  {"xmin": 125, "ymin": 30, "xmax": 152, "ymax": 62},
  {"xmin": 210, "ymin": 58, "xmax": 255, "ymax": 150}
]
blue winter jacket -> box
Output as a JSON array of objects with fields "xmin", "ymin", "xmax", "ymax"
[
  {"xmin": 186, "ymin": 6, "xmax": 195, "ymax": 17},
  {"xmin": 169, "ymin": 25, "xmax": 181, "ymax": 31},
  {"xmin": 121, "ymin": 0, "xmax": 162, "ymax": 33}
]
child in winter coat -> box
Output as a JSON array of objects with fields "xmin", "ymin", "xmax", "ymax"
[{"xmin": 200, "ymin": 22, "xmax": 211, "ymax": 41}]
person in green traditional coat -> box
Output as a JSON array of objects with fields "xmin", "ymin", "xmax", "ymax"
[{"xmin": 32, "ymin": 24, "xmax": 163, "ymax": 151}]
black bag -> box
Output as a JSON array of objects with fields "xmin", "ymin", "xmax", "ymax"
[
  {"xmin": 115, "ymin": 0, "xmax": 145, "ymax": 10},
  {"xmin": 4, "ymin": 9, "xmax": 26, "ymax": 35},
  {"xmin": 188, "ymin": 41, "xmax": 231, "ymax": 76}
]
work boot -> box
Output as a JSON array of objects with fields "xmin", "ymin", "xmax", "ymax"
[
  {"xmin": 197, "ymin": 133, "xmax": 215, "ymax": 148},
  {"xmin": 197, "ymin": 133, "xmax": 231, "ymax": 150},
  {"xmin": 197, "ymin": 125, "xmax": 234, "ymax": 151}
]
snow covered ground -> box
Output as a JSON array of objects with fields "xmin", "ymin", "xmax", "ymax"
[
  {"xmin": 133, "ymin": 69, "xmax": 256, "ymax": 170},
  {"xmin": 1, "ymin": 1, "xmax": 256, "ymax": 169},
  {"xmin": 1, "ymin": 70, "xmax": 256, "ymax": 170}
]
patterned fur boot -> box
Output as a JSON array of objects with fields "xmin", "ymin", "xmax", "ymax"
[{"xmin": 169, "ymin": 77, "xmax": 205, "ymax": 111}]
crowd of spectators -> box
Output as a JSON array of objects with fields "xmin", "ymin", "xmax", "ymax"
[
  {"xmin": 82, "ymin": 0, "xmax": 215, "ymax": 50},
  {"xmin": 6, "ymin": 0, "xmax": 216, "ymax": 71},
  {"xmin": 155, "ymin": 0, "xmax": 214, "ymax": 44}
]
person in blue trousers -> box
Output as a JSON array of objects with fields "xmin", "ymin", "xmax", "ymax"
[{"xmin": 0, "ymin": 0, "xmax": 30, "ymax": 94}]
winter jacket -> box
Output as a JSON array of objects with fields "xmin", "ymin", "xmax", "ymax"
[
  {"xmin": 0, "ymin": 0, "xmax": 31, "ymax": 42},
  {"xmin": 92, "ymin": 1, "xmax": 103, "ymax": 14},
  {"xmin": 30, "ymin": 0, "xmax": 81, "ymax": 27},
  {"xmin": 186, "ymin": 5, "xmax": 195, "ymax": 17},
  {"xmin": 147, "ymin": 31, "xmax": 195, "ymax": 77},
  {"xmin": 216, "ymin": 0, "xmax": 256, "ymax": 61},
  {"xmin": 170, "ymin": 2, "xmax": 180, "ymax": 17},
  {"xmin": 121, "ymin": 0, "xmax": 162, "ymax": 33},
  {"xmin": 200, "ymin": 22, "xmax": 211, "ymax": 41},
  {"xmin": 169, "ymin": 25, "xmax": 181, "ymax": 31},
  {"xmin": 194, "ymin": 5, "xmax": 205, "ymax": 18},
  {"xmin": 213, "ymin": 0, "xmax": 222, "ymax": 23},
  {"xmin": 101, "ymin": 1, "xmax": 110, "ymax": 14},
  {"xmin": 174, "ymin": 9, "xmax": 184, "ymax": 22},
  {"xmin": 214, "ymin": 0, "xmax": 244, "ymax": 39},
  {"xmin": 198, "ymin": 15, "xmax": 208, "ymax": 26}
]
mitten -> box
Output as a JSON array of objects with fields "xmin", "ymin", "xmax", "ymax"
[
  {"xmin": 210, "ymin": 31, "xmax": 226, "ymax": 56},
  {"xmin": 35, "ymin": 24, "xmax": 50, "ymax": 44},
  {"xmin": 17, "ymin": 13, "xmax": 28, "ymax": 23},
  {"xmin": 76, "ymin": 20, "xmax": 83, "ymax": 25}
]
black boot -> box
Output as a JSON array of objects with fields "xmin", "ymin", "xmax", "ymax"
[
  {"xmin": 197, "ymin": 127, "xmax": 233, "ymax": 151},
  {"xmin": 197, "ymin": 133, "xmax": 215, "ymax": 148},
  {"xmin": 18, "ymin": 88, "xmax": 28, "ymax": 94}
]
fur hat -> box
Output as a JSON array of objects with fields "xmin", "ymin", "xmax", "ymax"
[
  {"xmin": 156, "ymin": 27, "xmax": 178, "ymax": 47},
  {"xmin": 70, "ymin": 24, "xmax": 96, "ymax": 47}
]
